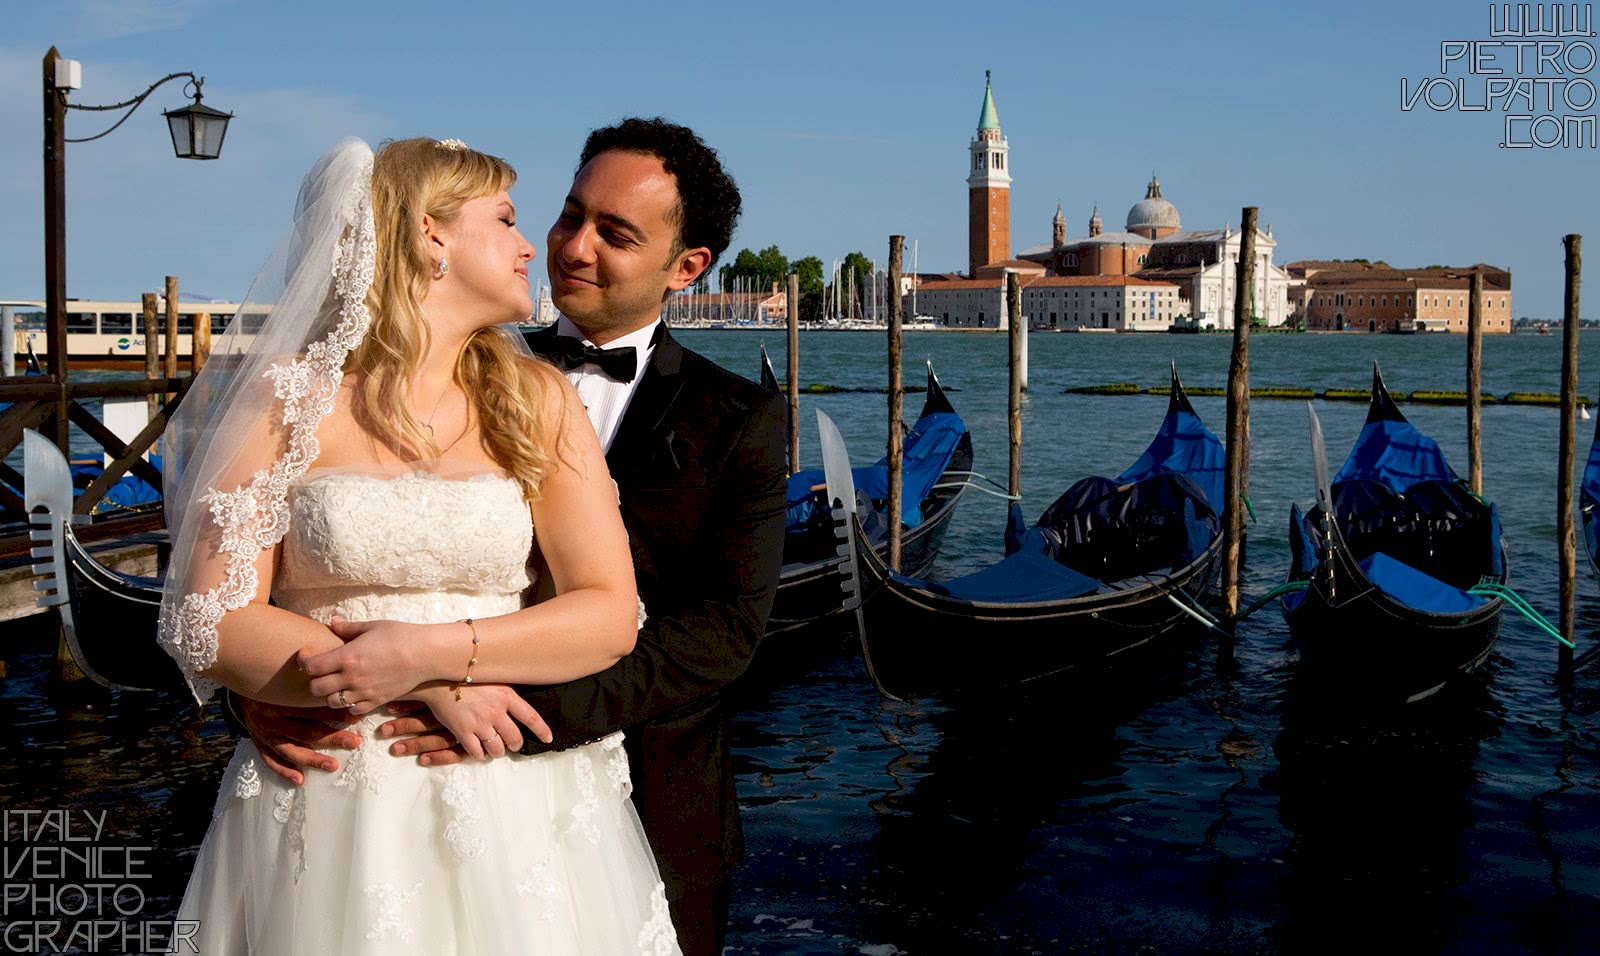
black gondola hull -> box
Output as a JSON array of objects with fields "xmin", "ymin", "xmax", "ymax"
[
  {"xmin": 1284, "ymin": 522, "xmax": 1506, "ymax": 705},
  {"xmin": 61, "ymin": 528, "xmax": 184, "ymax": 693},
  {"xmin": 852, "ymin": 527, "xmax": 1222, "ymax": 700}
]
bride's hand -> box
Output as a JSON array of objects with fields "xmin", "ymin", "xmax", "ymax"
[
  {"xmin": 403, "ymin": 683, "xmax": 549, "ymax": 761},
  {"xmin": 298, "ymin": 618, "xmax": 440, "ymax": 714}
]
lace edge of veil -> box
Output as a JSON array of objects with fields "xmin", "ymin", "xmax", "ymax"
[{"xmin": 157, "ymin": 165, "xmax": 377, "ymax": 706}]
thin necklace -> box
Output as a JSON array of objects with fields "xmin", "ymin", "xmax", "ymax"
[
  {"xmin": 418, "ymin": 385, "xmax": 449, "ymax": 437},
  {"xmin": 417, "ymin": 384, "xmax": 468, "ymax": 454}
]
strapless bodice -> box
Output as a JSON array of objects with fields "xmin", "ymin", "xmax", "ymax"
[{"xmin": 273, "ymin": 469, "xmax": 532, "ymax": 625}]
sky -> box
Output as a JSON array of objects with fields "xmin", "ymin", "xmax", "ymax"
[{"xmin": 0, "ymin": 0, "xmax": 1595, "ymax": 318}]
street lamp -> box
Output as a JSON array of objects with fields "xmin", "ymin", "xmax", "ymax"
[
  {"xmin": 162, "ymin": 82, "xmax": 233, "ymax": 160},
  {"xmin": 37, "ymin": 46, "xmax": 233, "ymax": 449}
]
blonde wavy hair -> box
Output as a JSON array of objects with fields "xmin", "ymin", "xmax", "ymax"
[{"xmin": 348, "ymin": 137, "xmax": 564, "ymax": 500}]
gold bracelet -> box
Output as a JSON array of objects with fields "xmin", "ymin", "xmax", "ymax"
[{"xmin": 454, "ymin": 618, "xmax": 481, "ymax": 701}]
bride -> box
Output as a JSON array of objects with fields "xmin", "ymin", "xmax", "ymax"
[{"xmin": 159, "ymin": 137, "xmax": 679, "ymax": 954}]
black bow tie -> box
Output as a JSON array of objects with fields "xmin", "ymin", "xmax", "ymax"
[{"xmin": 538, "ymin": 336, "xmax": 638, "ymax": 383}]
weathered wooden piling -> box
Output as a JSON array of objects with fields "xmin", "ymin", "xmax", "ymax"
[
  {"xmin": 142, "ymin": 293, "xmax": 160, "ymax": 422},
  {"xmin": 887, "ymin": 236, "xmax": 905, "ymax": 571},
  {"xmin": 1559, "ymin": 235, "xmax": 1582, "ymax": 674},
  {"xmin": 786, "ymin": 273, "xmax": 800, "ymax": 473},
  {"xmin": 1007, "ymin": 270, "xmax": 1024, "ymax": 497},
  {"xmin": 1221, "ymin": 208, "xmax": 1258, "ymax": 616},
  {"xmin": 1467, "ymin": 271, "xmax": 1485, "ymax": 496},
  {"xmin": 192, "ymin": 311, "xmax": 212, "ymax": 372},
  {"xmin": 1, "ymin": 305, "xmax": 14, "ymax": 378},
  {"xmin": 164, "ymin": 276, "xmax": 179, "ymax": 398}
]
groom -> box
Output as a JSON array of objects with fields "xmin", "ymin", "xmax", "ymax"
[{"xmin": 238, "ymin": 118, "xmax": 787, "ymax": 955}]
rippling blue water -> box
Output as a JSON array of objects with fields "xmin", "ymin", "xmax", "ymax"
[{"xmin": 3, "ymin": 329, "xmax": 1598, "ymax": 954}]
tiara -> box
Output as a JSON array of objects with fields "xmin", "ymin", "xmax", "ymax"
[{"xmin": 435, "ymin": 138, "xmax": 469, "ymax": 151}]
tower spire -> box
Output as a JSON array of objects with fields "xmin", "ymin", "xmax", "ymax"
[
  {"xmin": 977, "ymin": 70, "xmax": 1001, "ymax": 130},
  {"xmin": 967, "ymin": 72, "xmax": 1011, "ymax": 276}
]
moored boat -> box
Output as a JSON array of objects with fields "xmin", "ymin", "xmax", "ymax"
[
  {"xmin": 765, "ymin": 353, "xmax": 973, "ymax": 635},
  {"xmin": 24, "ymin": 429, "xmax": 179, "ymax": 692},
  {"xmin": 1282, "ymin": 366, "xmax": 1506, "ymax": 704},
  {"xmin": 823, "ymin": 364, "xmax": 1225, "ymax": 701}
]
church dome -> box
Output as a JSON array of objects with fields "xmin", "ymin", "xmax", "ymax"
[{"xmin": 1126, "ymin": 174, "xmax": 1180, "ymax": 233}]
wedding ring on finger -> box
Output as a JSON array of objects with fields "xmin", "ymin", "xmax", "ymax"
[
  {"xmin": 338, "ymin": 690, "xmax": 351, "ymax": 709},
  {"xmin": 480, "ymin": 732, "xmax": 501, "ymax": 744}
]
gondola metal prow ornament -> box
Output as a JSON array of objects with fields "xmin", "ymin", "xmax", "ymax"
[
  {"xmin": 818, "ymin": 409, "xmax": 903, "ymax": 701},
  {"xmin": 1307, "ymin": 403, "xmax": 1337, "ymax": 604}
]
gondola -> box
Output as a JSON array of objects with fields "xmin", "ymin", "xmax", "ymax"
[
  {"xmin": 24, "ymin": 429, "xmax": 182, "ymax": 692},
  {"xmin": 1282, "ymin": 366, "xmax": 1506, "ymax": 704},
  {"xmin": 1580, "ymin": 404, "xmax": 1600, "ymax": 577},
  {"xmin": 822, "ymin": 364, "xmax": 1225, "ymax": 701},
  {"xmin": 762, "ymin": 347, "xmax": 974, "ymax": 634}
]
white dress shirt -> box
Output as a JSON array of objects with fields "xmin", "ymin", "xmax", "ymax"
[{"xmin": 553, "ymin": 315, "xmax": 660, "ymax": 453}]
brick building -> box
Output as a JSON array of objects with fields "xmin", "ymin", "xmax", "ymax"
[{"xmin": 1290, "ymin": 261, "xmax": 1512, "ymax": 332}]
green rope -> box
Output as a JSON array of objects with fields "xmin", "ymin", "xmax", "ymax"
[
  {"xmin": 1232, "ymin": 579, "xmax": 1309, "ymax": 622},
  {"xmin": 1468, "ymin": 582, "xmax": 1574, "ymax": 648},
  {"xmin": 1241, "ymin": 493, "xmax": 1257, "ymax": 524}
]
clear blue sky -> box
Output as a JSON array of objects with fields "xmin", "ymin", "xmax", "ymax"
[{"xmin": 1, "ymin": 0, "xmax": 1594, "ymax": 317}]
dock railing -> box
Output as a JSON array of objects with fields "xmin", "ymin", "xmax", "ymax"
[{"xmin": 0, "ymin": 372, "xmax": 189, "ymax": 560}]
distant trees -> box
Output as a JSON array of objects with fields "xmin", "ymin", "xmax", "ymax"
[
  {"xmin": 793, "ymin": 256, "xmax": 824, "ymax": 322},
  {"xmin": 718, "ymin": 245, "xmax": 789, "ymax": 295},
  {"xmin": 715, "ymin": 246, "xmax": 882, "ymax": 323},
  {"xmin": 834, "ymin": 252, "xmax": 873, "ymax": 319}
]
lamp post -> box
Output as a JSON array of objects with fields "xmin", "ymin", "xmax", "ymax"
[{"xmin": 39, "ymin": 46, "xmax": 232, "ymax": 450}]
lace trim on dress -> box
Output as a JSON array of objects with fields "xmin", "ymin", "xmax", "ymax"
[
  {"xmin": 440, "ymin": 768, "xmax": 486, "ymax": 862},
  {"xmin": 601, "ymin": 732, "xmax": 633, "ymax": 798},
  {"xmin": 637, "ymin": 882, "xmax": 676, "ymax": 956},
  {"xmin": 232, "ymin": 758, "xmax": 262, "ymax": 800},
  {"xmin": 363, "ymin": 881, "xmax": 423, "ymax": 942},
  {"xmin": 569, "ymin": 747, "xmax": 602, "ymax": 845},
  {"xmin": 158, "ymin": 165, "xmax": 377, "ymax": 705},
  {"xmin": 514, "ymin": 852, "xmax": 569, "ymax": 919}
]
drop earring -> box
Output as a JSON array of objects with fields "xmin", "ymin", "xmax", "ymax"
[{"xmin": 435, "ymin": 257, "xmax": 449, "ymax": 279}]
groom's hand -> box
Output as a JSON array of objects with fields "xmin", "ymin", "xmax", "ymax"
[{"xmin": 233, "ymin": 696, "xmax": 360, "ymax": 787}]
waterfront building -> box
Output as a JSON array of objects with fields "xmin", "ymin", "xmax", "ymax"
[
  {"xmin": 1291, "ymin": 261, "xmax": 1512, "ymax": 332},
  {"xmin": 912, "ymin": 274, "xmax": 1182, "ymax": 331},
  {"xmin": 1018, "ymin": 185, "xmax": 1289, "ymax": 330}
]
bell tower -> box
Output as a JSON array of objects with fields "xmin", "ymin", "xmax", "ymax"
[{"xmin": 967, "ymin": 71, "xmax": 1011, "ymax": 276}]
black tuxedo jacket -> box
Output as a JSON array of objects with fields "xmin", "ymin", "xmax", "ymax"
[{"xmin": 518, "ymin": 324, "xmax": 787, "ymax": 899}]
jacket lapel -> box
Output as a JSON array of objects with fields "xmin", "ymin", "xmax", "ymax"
[{"xmin": 606, "ymin": 325, "xmax": 686, "ymax": 479}]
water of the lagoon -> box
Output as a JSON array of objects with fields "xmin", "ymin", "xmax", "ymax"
[{"xmin": 3, "ymin": 329, "xmax": 1598, "ymax": 954}]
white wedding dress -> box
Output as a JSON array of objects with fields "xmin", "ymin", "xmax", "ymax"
[{"xmin": 177, "ymin": 467, "xmax": 680, "ymax": 955}]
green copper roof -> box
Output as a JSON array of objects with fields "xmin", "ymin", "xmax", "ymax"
[{"xmin": 977, "ymin": 73, "xmax": 1000, "ymax": 130}]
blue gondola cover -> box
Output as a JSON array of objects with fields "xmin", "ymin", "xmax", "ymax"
[
  {"xmin": 901, "ymin": 549, "xmax": 1101, "ymax": 604},
  {"xmin": 1355, "ymin": 551, "xmax": 1484, "ymax": 613},
  {"xmin": 1334, "ymin": 418, "xmax": 1456, "ymax": 493},
  {"xmin": 1117, "ymin": 407, "xmax": 1226, "ymax": 512},
  {"xmin": 786, "ymin": 411, "xmax": 967, "ymax": 532}
]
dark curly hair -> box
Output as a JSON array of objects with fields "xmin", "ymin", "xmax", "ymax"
[{"xmin": 579, "ymin": 117, "xmax": 741, "ymax": 272}]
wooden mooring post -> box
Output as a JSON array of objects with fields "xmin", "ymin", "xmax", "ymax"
[
  {"xmin": 1221, "ymin": 208, "xmax": 1258, "ymax": 617},
  {"xmin": 143, "ymin": 293, "xmax": 160, "ymax": 423},
  {"xmin": 785, "ymin": 273, "xmax": 800, "ymax": 473},
  {"xmin": 1559, "ymin": 235, "xmax": 1582, "ymax": 677},
  {"xmin": 192, "ymin": 311, "xmax": 212, "ymax": 373},
  {"xmin": 164, "ymin": 276, "xmax": 179, "ymax": 394},
  {"xmin": 1468, "ymin": 271, "xmax": 1485, "ymax": 495},
  {"xmin": 887, "ymin": 235, "xmax": 905, "ymax": 572},
  {"xmin": 1007, "ymin": 270, "xmax": 1024, "ymax": 498}
]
